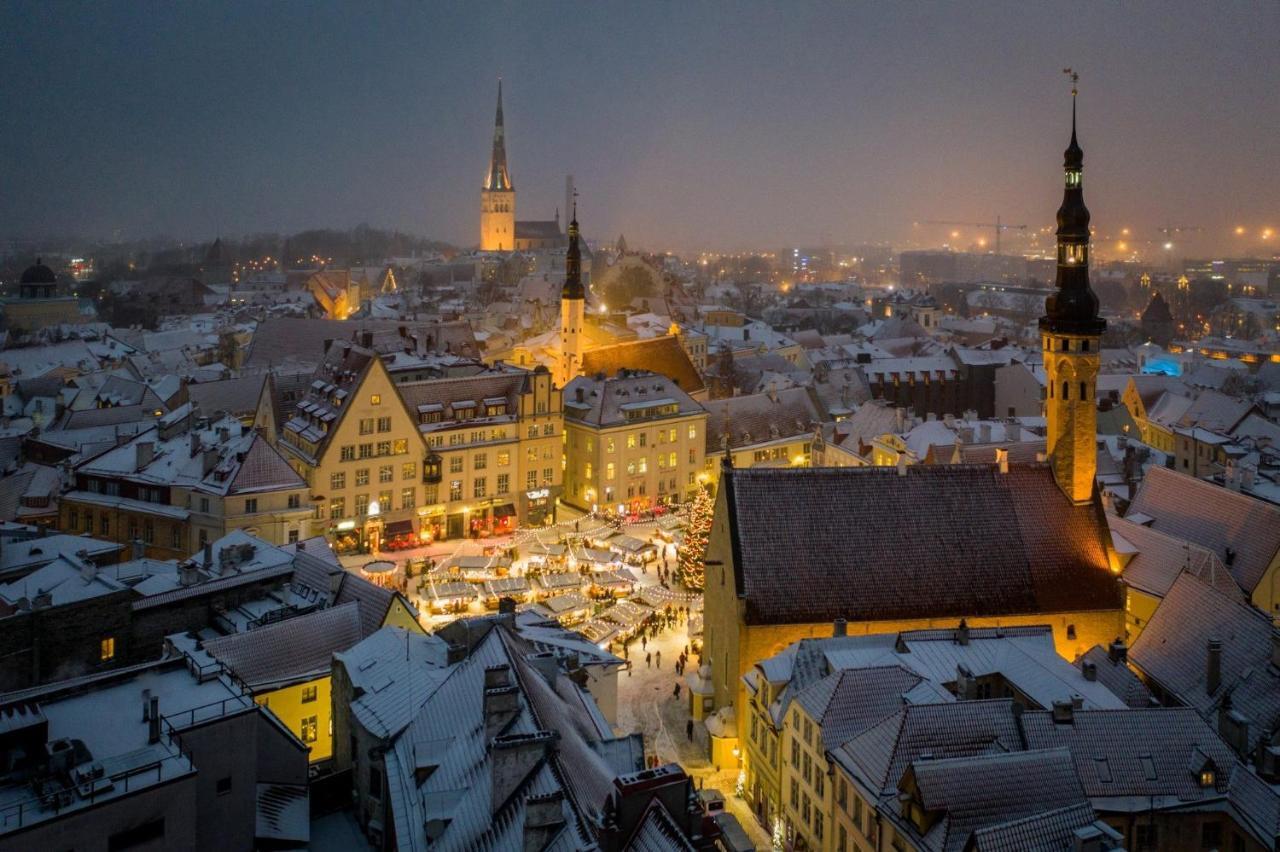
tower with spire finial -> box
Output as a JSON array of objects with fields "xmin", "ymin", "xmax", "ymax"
[
  {"xmin": 480, "ymin": 80, "xmax": 516, "ymax": 251},
  {"xmin": 1040, "ymin": 71, "xmax": 1106, "ymax": 505},
  {"xmin": 558, "ymin": 201, "xmax": 586, "ymax": 385}
]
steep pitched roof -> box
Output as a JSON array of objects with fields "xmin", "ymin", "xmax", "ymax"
[
  {"xmin": 1021, "ymin": 706, "xmax": 1241, "ymax": 801},
  {"xmin": 702, "ymin": 386, "xmax": 825, "ymax": 453},
  {"xmin": 1127, "ymin": 465, "xmax": 1280, "ymax": 594},
  {"xmin": 202, "ymin": 602, "xmax": 363, "ymax": 689},
  {"xmin": 581, "ymin": 336, "xmax": 704, "ymax": 396},
  {"xmin": 722, "ymin": 464, "xmax": 1121, "ymax": 625},
  {"xmin": 1109, "ymin": 513, "xmax": 1238, "ymax": 600},
  {"xmin": 228, "ymin": 433, "xmax": 306, "ymax": 494},
  {"xmin": 904, "ymin": 747, "xmax": 1087, "ymax": 852},
  {"xmin": 1128, "ymin": 573, "xmax": 1280, "ymax": 753},
  {"xmin": 964, "ymin": 802, "xmax": 1102, "ymax": 852},
  {"xmin": 1075, "ymin": 645, "xmax": 1152, "ymax": 709}
]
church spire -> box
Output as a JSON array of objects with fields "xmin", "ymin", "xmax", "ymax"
[
  {"xmin": 485, "ymin": 80, "xmax": 512, "ymax": 191},
  {"xmin": 1040, "ymin": 71, "xmax": 1104, "ymax": 337},
  {"xmin": 563, "ymin": 200, "xmax": 584, "ymax": 300}
]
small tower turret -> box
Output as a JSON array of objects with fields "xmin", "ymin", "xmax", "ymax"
[{"xmin": 559, "ymin": 204, "xmax": 586, "ymax": 385}]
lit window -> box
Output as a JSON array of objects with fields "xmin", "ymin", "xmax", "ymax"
[
  {"xmin": 100, "ymin": 637, "xmax": 116, "ymax": 662},
  {"xmin": 300, "ymin": 716, "xmax": 318, "ymax": 743},
  {"xmin": 301, "ymin": 685, "xmax": 318, "ymax": 703},
  {"xmin": 370, "ymin": 394, "xmax": 381, "ymax": 405}
]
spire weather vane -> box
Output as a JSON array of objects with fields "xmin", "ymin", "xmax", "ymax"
[{"xmin": 1063, "ymin": 67, "xmax": 1079, "ymax": 96}]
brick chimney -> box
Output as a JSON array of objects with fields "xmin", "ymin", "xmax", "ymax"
[
  {"xmin": 523, "ymin": 791, "xmax": 566, "ymax": 850},
  {"xmin": 490, "ymin": 731, "xmax": 558, "ymax": 815},
  {"xmin": 1107, "ymin": 639, "xmax": 1127, "ymax": 664},
  {"xmin": 135, "ymin": 441, "xmax": 155, "ymax": 471},
  {"xmin": 1207, "ymin": 638, "xmax": 1222, "ymax": 696},
  {"xmin": 833, "ymin": 618, "xmax": 847, "ymax": 638}
]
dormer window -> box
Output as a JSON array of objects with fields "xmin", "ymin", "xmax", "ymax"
[{"xmin": 1199, "ymin": 769, "xmax": 1215, "ymax": 788}]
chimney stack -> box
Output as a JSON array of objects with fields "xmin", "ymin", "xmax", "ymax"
[
  {"xmin": 147, "ymin": 695, "xmax": 161, "ymax": 744},
  {"xmin": 202, "ymin": 541, "xmax": 213, "ymax": 568},
  {"xmin": 955, "ymin": 619, "xmax": 970, "ymax": 646},
  {"xmin": 996, "ymin": 447, "xmax": 1009, "ymax": 474},
  {"xmin": 1082, "ymin": 660, "xmax": 1097, "ymax": 682},
  {"xmin": 1108, "ymin": 639, "xmax": 1127, "ymax": 664},
  {"xmin": 1206, "ymin": 638, "xmax": 1223, "ymax": 696},
  {"xmin": 1051, "ymin": 699, "xmax": 1075, "ymax": 725},
  {"xmin": 135, "ymin": 441, "xmax": 155, "ymax": 471},
  {"xmin": 833, "ymin": 618, "xmax": 847, "ymax": 637},
  {"xmin": 896, "ymin": 455, "xmax": 908, "ymax": 477}
]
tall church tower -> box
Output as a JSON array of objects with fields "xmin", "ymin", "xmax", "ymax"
[
  {"xmin": 480, "ymin": 80, "xmax": 515, "ymax": 251},
  {"xmin": 559, "ymin": 206, "xmax": 586, "ymax": 386},
  {"xmin": 1040, "ymin": 80, "xmax": 1105, "ymax": 505}
]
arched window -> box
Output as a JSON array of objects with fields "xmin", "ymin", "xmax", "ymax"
[
  {"xmin": 1062, "ymin": 381, "xmax": 1070, "ymax": 400},
  {"xmin": 1080, "ymin": 382, "xmax": 1087, "ymax": 401}
]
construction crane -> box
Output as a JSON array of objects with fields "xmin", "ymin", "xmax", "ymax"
[{"xmin": 920, "ymin": 216, "xmax": 1028, "ymax": 255}]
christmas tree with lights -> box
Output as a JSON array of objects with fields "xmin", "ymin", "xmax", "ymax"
[{"xmin": 677, "ymin": 487, "xmax": 713, "ymax": 591}]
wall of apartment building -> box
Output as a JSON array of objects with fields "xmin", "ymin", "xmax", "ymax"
[
  {"xmin": 703, "ymin": 435, "xmax": 813, "ymax": 489},
  {"xmin": 1, "ymin": 771, "xmax": 199, "ymax": 852},
  {"xmin": 304, "ymin": 361, "xmax": 424, "ymax": 541},
  {"xmin": 256, "ymin": 675, "xmax": 332, "ymax": 763},
  {"xmin": 185, "ymin": 486, "xmax": 313, "ymax": 551},
  {"xmin": 177, "ymin": 706, "xmax": 309, "ymax": 852},
  {"xmin": 0, "ymin": 591, "xmax": 134, "ymax": 692},
  {"xmin": 561, "ymin": 412, "xmax": 707, "ymax": 512},
  {"xmin": 59, "ymin": 498, "xmax": 190, "ymax": 561},
  {"xmin": 515, "ymin": 368, "xmax": 564, "ymax": 525}
]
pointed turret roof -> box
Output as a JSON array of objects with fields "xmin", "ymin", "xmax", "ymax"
[
  {"xmin": 484, "ymin": 80, "xmax": 513, "ymax": 192},
  {"xmin": 1040, "ymin": 87, "xmax": 1105, "ymax": 337},
  {"xmin": 1142, "ymin": 290, "xmax": 1173, "ymax": 324},
  {"xmin": 562, "ymin": 204, "xmax": 584, "ymax": 301}
]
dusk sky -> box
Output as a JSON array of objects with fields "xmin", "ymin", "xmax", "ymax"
[{"xmin": 3, "ymin": 2, "xmax": 1278, "ymax": 254}]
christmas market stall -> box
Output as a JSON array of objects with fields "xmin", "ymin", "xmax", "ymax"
[
  {"xmin": 526, "ymin": 592, "xmax": 592, "ymax": 625},
  {"xmin": 422, "ymin": 579, "xmax": 477, "ymax": 614},
  {"xmin": 603, "ymin": 533, "xmax": 658, "ymax": 566},
  {"xmin": 483, "ymin": 576, "xmax": 533, "ymax": 608}
]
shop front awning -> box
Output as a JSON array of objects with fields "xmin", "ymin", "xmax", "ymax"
[{"xmin": 384, "ymin": 519, "xmax": 414, "ymax": 537}]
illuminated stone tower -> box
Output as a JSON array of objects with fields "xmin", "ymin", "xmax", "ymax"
[
  {"xmin": 1040, "ymin": 79, "xmax": 1105, "ymax": 505},
  {"xmin": 559, "ymin": 206, "xmax": 585, "ymax": 386},
  {"xmin": 480, "ymin": 80, "xmax": 515, "ymax": 251}
]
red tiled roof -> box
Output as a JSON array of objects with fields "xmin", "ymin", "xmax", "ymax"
[
  {"xmin": 722, "ymin": 463, "xmax": 1120, "ymax": 626},
  {"xmin": 581, "ymin": 337, "xmax": 704, "ymax": 395}
]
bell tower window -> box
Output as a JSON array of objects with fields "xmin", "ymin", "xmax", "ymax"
[{"xmin": 1065, "ymin": 169, "xmax": 1081, "ymax": 188}]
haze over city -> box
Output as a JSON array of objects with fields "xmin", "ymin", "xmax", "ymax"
[
  {"xmin": 3, "ymin": 1, "xmax": 1278, "ymax": 254},
  {"xmin": 3, "ymin": 5, "xmax": 1280, "ymax": 852}
]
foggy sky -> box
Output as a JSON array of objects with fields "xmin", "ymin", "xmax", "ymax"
[{"xmin": 2, "ymin": 1, "xmax": 1278, "ymax": 255}]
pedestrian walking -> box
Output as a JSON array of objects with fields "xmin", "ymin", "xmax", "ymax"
[
  {"xmin": 641, "ymin": 636, "xmax": 646, "ymax": 651},
  {"xmin": 656, "ymin": 650, "xmax": 662, "ymax": 668},
  {"xmin": 646, "ymin": 652, "xmax": 651, "ymax": 668},
  {"xmin": 673, "ymin": 683, "xmax": 681, "ymax": 700},
  {"xmin": 686, "ymin": 719, "xmax": 694, "ymax": 741}
]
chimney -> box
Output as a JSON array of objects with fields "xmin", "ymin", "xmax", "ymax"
[
  {"xmin": 524, "ymin": 791, "xmax": 566, "ymax": 850},
  {"xmin": 955, "ymin": 664, "xmax": 977, "ymax": 699},
  {"xmin": 1243, "ymin": 466, "xmax": 1257, "ymax": 490},
  {"xmin": 955, "ymin": 619, "xmax": 970, "ymax": 646},
  {"xmin": 1082, "ymin": 660, "xmax": 1097, "ymax": 682},
  {"xmin": 525, "ymin": 652, "xmax": 559, "ymax": 686},
  {"xmin": 1218, "ymin": 708, "xmax": 1251, "ymax": 758},
  {"xmin": 833, "ymin": 618, "xmax": 847, "ymax": 638},
  {"xmin": 767, "ymin": 381, "xmax": 778, "ymax": 402},
  {"xmin": 80, "ymin": 558, "xmax": 98, "ymax": 583},
  {"xmin": 361, "ymin": 330, "xmax": 374, "ymax": 348},
  {"xmin": 1051, "ymin": 699, "xmax": 1075, "ymax": 725},
  {"xmin": 217, "ymin": 426, "xmax": 230, "ymax": 444},
  {"xmin": 202, "ymin": 447, "xmax": 220, "ymax": 475},
  {"xmin": 179, "ymin": 562, "xmax": 198, "ymax": 587},
  {"xmin": 135, "ymin": 441, "xmax": 155, "ymax": 471},
  {"xmin": 575, "ymin": 387, "xmax": 585, "ymax": 404},
  {"xmin": 142, "ymin": 689, "xmax": 152, "ymax": 721},
  {"xmin": 1108, "ymin": 639, "xmax": 1127, "ymax": 664},
  {"xmin": 1206, "ymin": 639, "xmax": 1222, "ymax": 696},
  {"xmin": 147, "ymin": 695, "xmax": 161, "ymax": 744},
  {"xmin": 996, "ymin": 447, "xmax": 1009, "ymax": 474},
  {"xmin": 896, "ymin": 454, "xmax": 908, "ymax": 477},
  {"xmin": 979, "ymin": 422, "xmax": 992, "ymax": 444},
  {"xmin": 490, "ymin": 731, "xmax": 558, "ymax": 816},
  {"xmin": 894, "ymin": 406, "xmax": 905, "ymax": 433},
  {"xmin": 189, "ymin": 432, "xmax": 200, "ymax": 458},
  {"xmin": 1224, "ymin": 547, "xmax": 1236, "ymax": 567},
  {"xmin": 202, "ymin": 541, "xmax": 213, "ymax": 569}
]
